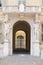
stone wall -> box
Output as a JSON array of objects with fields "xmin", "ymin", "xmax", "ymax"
[
  {"xmin": 5, "ymin": 13, "xmax": 40, "ymax": 57},
  {"xmin": 0, "ymin": 13, "xmax": 42, "ymax": 58}
]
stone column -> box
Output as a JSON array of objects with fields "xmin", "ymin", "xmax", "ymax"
[
  {"xmin": 3, "ymin": 14, "xmax": 9, "ymax": 56},
  {"xmin": 32, "ymin": 14, "xmax": 40, "ymax": 56}
]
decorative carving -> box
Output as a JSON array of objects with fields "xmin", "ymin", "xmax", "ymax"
[
  {"xmin": 19, "ymin": 13, "xmax": 25, "ymax": 19},
  {"xmin": 4, "ymin": 15, "xmax": 8, "ymax": 23}
]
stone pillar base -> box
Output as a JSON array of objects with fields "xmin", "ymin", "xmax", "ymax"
[
  {"xmin": 3, "ymin": 39, "xmax": 9, "ymax": 56},
  {"xmin": 32, "ymin": 42, "xmax": 40, "ymax": 56}
]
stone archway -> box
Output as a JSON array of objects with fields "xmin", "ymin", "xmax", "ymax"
[{"xmin": 13, "ymin": 21, "xmax": 31, "ymax": 54}]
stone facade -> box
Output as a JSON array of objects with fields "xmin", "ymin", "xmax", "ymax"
[{"xmin": 0, "ymin": 0, "xmax": 43, "ymax": 59}]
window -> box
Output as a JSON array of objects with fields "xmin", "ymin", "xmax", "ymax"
[
  {"xmin": 42, "ymin": 0, "xmax": 43, "ymax": 6},
  {"xmin": 0, "ymin": 0, "xmax": 1, "ymax": 6},
  {"xmin": 19, "ymin": 0, "xmax": 25, "ymax": 4},
  {"xmin": 41, "ymin": 24, "xmax": 43, "ymax": 41},
  {"xmin": 42, "ymin": 34, "xmax": 43, "ymax": 41}
]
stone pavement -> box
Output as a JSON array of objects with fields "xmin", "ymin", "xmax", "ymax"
[{"xmin": 0, "ymin": 54, "xmax": 43, "ymax": 65}]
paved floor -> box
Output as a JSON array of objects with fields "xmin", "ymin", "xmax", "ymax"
[{"xmin": 0, "ymin": 54, "xmax": 43, "ymax": 65}]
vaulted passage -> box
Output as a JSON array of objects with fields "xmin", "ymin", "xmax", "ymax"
[{"xmin": 13, "ymin": 21, "xmax": 31, "ymax": 54}]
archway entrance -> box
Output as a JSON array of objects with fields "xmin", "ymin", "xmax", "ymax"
[{"xmin": 13, "ymin": 21, "xmax": 31, "ymax": 54}]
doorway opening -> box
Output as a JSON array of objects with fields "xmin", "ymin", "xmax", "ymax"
[{"xmin": 13, "ymin": 21, "xmax": 31, "ymax": 54}]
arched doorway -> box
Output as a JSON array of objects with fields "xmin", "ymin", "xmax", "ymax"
[
  {"xmin": 13, "ymin": 21, "xmax": 31, "ymax": 54},
  {"xmin": 15, "ymin": 30, "xmax": 26, "ymax": 49}
]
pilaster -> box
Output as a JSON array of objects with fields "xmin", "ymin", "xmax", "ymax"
[
  {"xmin": 3, "ymin": 14, "xmax": 9, "ymax": 56},
  {"xmin": 32, "ymin": 14, "xmax": 40, "ymax": 56}
]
